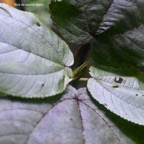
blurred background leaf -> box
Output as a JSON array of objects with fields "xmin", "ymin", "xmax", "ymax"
[
  {"xmin": 26, "ymin": 0, "xmax": 52, "ymax": 26},
  {"xmin": 0, "ymin": 0, "xmax": 52, "ymax": 26}
]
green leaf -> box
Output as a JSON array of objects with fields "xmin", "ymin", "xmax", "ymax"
[
  {"xmin": 0, "ymin": 86, "xmax": 134, "ymax": 144},
  {"xmin": 87, "ymin": 66, "xmax": 144, "ymax": 125},
  {"xmin": 0, "ymin": 4, "xmax": 74, "ymax": 98},
  {"xmin": 50, "ymin": 0, "xmax": 92, "ymax": 45},
  {"xmin": 50, "ymin": 0, "xmax": 144, "ymax": 69},
  {"xmin": 91, "ymin": 25, "xmax": 144, "ymax": 69},
  {"xmin": 50, "ymin": 0, "xmax": 144, "ymax": 44}
]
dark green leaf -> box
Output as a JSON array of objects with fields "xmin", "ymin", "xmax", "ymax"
[
  {"xmin": 50, "ymin": 0, "xmax": 144, "ymax": 44},
  {"xmin": 92, "ymin": 25, "xmax": 144, "ymax": 69},
  {"xmin": 50, "ymin": 0, "xmax": 92, "ymax": 45},
  {"xmin": 50, "ymin": 0, "xmax": 144, "ymax": 69}
]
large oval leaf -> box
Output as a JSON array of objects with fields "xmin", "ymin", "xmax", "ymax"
[
  {"xmin": 0, "ymin": 86, "xmax": 134, "ymax": 144},
  {"xmin": 87, "ymin": 66, "xmax": 144, "ymax": 125},
  {"xmin": 0, "ymin": 4, "xmax": 74, "ymax": 98}
]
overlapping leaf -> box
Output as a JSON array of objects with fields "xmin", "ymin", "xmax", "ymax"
[
  {"xmin": 0, "ymin": 86, "xmax": 134, "ymax": 144},
  {"xmin": 0, "ymin": 4, "xmax": 74, "ymax": 98},
  {"xmin": 87, "ymin": 66, "xmax": 144, "ymax": 125},
  {"xmin": 50, "ymin": 0, "xmax": 144, "ymax": 43},
  {"xmin": 50, "ymin": 0, "xmax": 144, "ymax": 68}
]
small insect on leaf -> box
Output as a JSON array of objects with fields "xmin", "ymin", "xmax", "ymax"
[
  {"xmin": 113, "ymin": 85, "xmax": 119, "ymax": 88},
  {"xmin": 114, "ymin": 77, "xmax": 123, "ymax": 84}
]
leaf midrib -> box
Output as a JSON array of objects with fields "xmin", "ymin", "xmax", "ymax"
[
  {"xmin": 0, "ymin": 15, "xmax": 68, "ymax": 66},
  {"xmin": 96, "ymin": 79, "xmax": 144, "ymax": 110}
]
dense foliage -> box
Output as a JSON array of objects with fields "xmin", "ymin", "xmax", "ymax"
[{"xmin": 1, "ymin": 1, "xmax": 144, "ymax": 143}]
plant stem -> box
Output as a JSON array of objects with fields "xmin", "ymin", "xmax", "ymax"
[
  {"xmin": 71, "ymin": 42, "xmax": 92, "ymax": 87},
  {"xmin": 72, "ymin": 42, "xmax": 91, "ymax": 70},
  {"xmin": 79, "ymin": 78, "xmax": 89, "ymax": 81}
]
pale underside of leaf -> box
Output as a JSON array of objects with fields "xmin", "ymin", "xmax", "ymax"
[
  {"xmin": 0, "ymin": 86, "xmax": 133, "ymax": 144},
  {"xmin": 88, "ymin": 67, "xmax": 144, "ymax": 125},
  {"xmin": 0, "ymin": 4, "xmax": 74, "ymax": 98}
]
